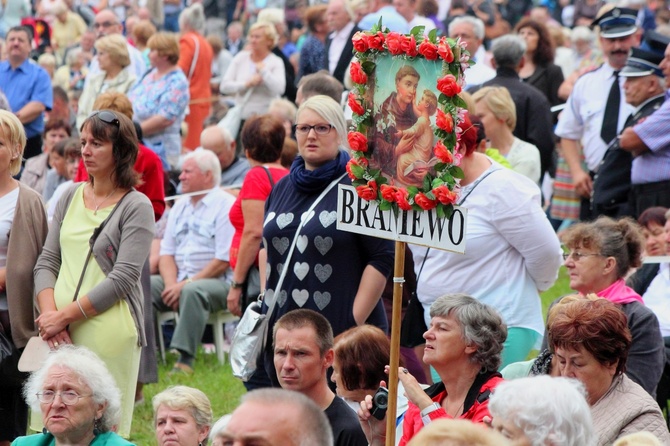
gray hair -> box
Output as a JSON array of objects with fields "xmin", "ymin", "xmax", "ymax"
[
  {"xmin": 491, "ymin": 34, "xmax": 527, "ymax": 69},
  {"xmin": 23, "ymin": 345, "xmax": 121, "ymax": 432},
  {"xmin": 429, "ymin": 293, "xmax": 507, "ymax": 372},
  {"xmin": 570, "ymin": 25, "xmax": 595, "ymax": 43},
  {"xmin": 179, "ymin": 2, "xmax": 206, "ymax": 33},
  {"xmin": 65, "ymin": 47, "xmax": 83, "ymax": 67},
  {"xmin": 269, "ymin": 98, "xmax": 298, "ymax": 123},
  {"xmin": 209, "ymin": 414, "xmax": 232, "ymax": 442},
  {"xmin": 153, "ymin": 386, "xmax": 213, "ymax": 430},
  {"xmin": 296, "ymin": 95, "xmax": 348, "ymax": 148},
  {"xmin": 241, "ymin": 389, "xmax": 334, "ymax": 446},
  {"xmin": 448, "ymin": 16, "xmax": 485, "ymax": 41},
  {"xmin": 489, "ymin": 376, "xmax": 597, "ymax": 446},
  {"xmin": 184, "ymin": 149, "xmax": 222, "ymax": 187}
]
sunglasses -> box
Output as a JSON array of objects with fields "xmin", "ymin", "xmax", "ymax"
[{"xmin": 89, "ymin": 110, "xmax": 120, "ymax": 128}]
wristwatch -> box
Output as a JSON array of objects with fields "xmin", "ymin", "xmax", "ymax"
[{"xmin": 230, "ymin": 280, "xmax": 245, "ymax": 289}]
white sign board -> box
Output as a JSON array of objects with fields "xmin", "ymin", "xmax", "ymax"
[{"xmin": 336, "ymin": 185, "xmax": 467, "ymax": 253}]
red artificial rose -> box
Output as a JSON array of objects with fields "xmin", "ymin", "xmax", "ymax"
[
  {"xmin": 386, "ymin": 32, "xmax": 404, "ymax": 55},
  {"xmin": 348, "ymin": 131, "xmax": 368, "ymax": 152},
  {"xmin": 437, "ymin": 74, "xmax": 461, "ymax": 97},
  {"xmin": 437, "ymin": 38, "xmax": 454, "ymax": 63},
  {"xmin": 380, "ymin": 184, "xmax": 397, "ymax": 202},
  {"xmin": 348, "ymin": 92, "xmax": 365, "ymax": 116},
  {"xmin": 395, "ymin": 188, "xmax": 412, "ymax": 211},
  {"xmin": 436, "ymin": 109, "xmax": 454, "ymax": 133},
  {"xmin": 433, "ymin": 184, "xmax": 458, "ymax": 205},
  {"xmin": 401, "ymin": 35, "xmax": 418, "ymax": 57},
  {"xmin": 349, "ymin": 62, "xmax": 368, "ymax": 85},
  {"xmin": 368, "ymin": 32, "xmax": 385, "ymax": 51},
  {"xmin": 418, "ymin": 39, "xmax": 438, "ymax": 60},
  {"xmin": 352, "ymin": 31, "xmax": 369, "ymax": 52},
  {"xmin": 433, "ymin": 140, "xmax": 453, "ymax": 164},
  {"xmin": 346, "ymin": 158, "xmax": 367, "ymax": 180},
  {"xmin": 414, "ymin": 192, "xmax": 438, "ymax": 210},
  {"xmin": 356, "ymin": 180, "xmax": 378, "ymax": 201}
]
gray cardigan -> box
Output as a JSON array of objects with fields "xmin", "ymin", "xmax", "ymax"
[{"xmin": 34, "ymin": 183, "xmax": 154, "ymax": 346}]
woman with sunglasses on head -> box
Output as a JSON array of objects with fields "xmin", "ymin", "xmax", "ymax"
[
  {"xmin": 33, "ymin": 110, "xmax": 155, "ymax": 437},
  {"xmin": 558, "ymin": 216, "xmax": 665, "ymax": 397},
  {"xmin": 245, "ymin": 95, "xmax": 394, "ymax": 390}
]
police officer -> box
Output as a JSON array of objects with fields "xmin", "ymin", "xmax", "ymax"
[{"xmin": 555, "ymin": 7, "xmax": 639, "ymax": 221}]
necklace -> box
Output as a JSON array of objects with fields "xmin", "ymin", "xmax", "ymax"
[{"xmin": 91, "ymin": 186, "xmax": 117, "ymax": 215}]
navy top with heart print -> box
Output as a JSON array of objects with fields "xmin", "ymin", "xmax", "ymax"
[{"xmin": 260, "ymin": 171, "xmax": 394, "ymax": 385}]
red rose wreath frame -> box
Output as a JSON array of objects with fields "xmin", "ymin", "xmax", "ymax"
[{"xmin": 345, "ymin": 23, "xmax": 471, "ymax": 218}]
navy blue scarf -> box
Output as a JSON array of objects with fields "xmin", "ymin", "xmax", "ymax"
[{"xmin": 289, "ymin": 149, "xmax": 350, "ymax": 194}]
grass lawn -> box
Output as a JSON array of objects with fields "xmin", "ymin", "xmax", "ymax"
[{"xmin": 129, "ymin": 267, "xmax": 572, "ymax": 443}]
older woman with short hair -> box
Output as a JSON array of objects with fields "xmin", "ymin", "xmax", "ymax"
[
  {"xmin": 128, "ymin": 32, "xmax": 190, "ymax": 169},
  {"xmin": 472, "ymin": 86, "xmax": 541, "ymax": 184},
  {"xmin": 77, "ymin": 34, "xmax": 136, "ymax": 130},
  {"xmin": 13, "ymin": 345, "xmax": 133, "ymax": 445},
  {"xmin": 548, "ymin": 297, "xmax": 670, "ymax": 445},
  {"xmin": 560, "ymin": 216, "xmax": 666, "ymax": 395},
  {"xmin": 153, "ymin": 386, "xmax": 213, "ymax": 446},
  {"xmin": 360, "ymin": 294, "xmax": 507, "ymax": 446},
  {"xmin": 489, "ymin": 375, "xmax": 596, "ymax": 446},
  {"xmin": 220, "ymin": 21, "xmax": 286, "ymax": 143}
]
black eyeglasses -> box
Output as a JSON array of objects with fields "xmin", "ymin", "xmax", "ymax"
[
  {"xmin": 89, "ymin": 110, "xmax": 120, "ymax": 128},
  {"xmin": 293, "ymin": 124, "xmax": 334, "ymax": 135}
]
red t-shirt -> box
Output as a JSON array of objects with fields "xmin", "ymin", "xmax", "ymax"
[
  {"xmin": 229, "ymin": 165, "xmax": 288, "ymax": 268},
  {"xmin": 75, "ymin": 143, "xmax": 166, "ymax": 221}
]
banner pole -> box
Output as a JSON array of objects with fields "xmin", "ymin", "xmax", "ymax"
[{"xmin": 385, "ymin": 240, "xmax": 406, "ymax": 446}]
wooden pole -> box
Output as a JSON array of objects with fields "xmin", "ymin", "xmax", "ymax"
[{"xmin": 385, "ymin": 241, "xmax": 406, "ymax": 446}]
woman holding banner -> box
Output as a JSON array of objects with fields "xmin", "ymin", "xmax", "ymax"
[
  {"xmin": 248, "ymin": 95, "xmax": 394, "ymax": 390},
  {"xmin": 408, "ymin": 114, "xmax": 562, "ymax": 371}
]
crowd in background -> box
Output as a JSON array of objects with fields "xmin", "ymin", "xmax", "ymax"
[{"xmin": 1, "ymin": 0, "xmax": 670, "ymax": 444}]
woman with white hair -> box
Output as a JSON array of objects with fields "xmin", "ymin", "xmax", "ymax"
[
  {"xmin": 76, "ymin": 34, "xmax": 136, "ymax": 129},
  {"xmin": 489, "ymin": 375, "xmax": 597, "ymax": 446},
  {"xmin": 247, "ymin": 95, "xmax": 394, "ymax": 389},
  {"xmin": 178, "ymin": 3, "xmax": 213, "ymax": 151},
  {"xmin": 220, "ymin": 22, "xmax": 286, "ymax": 147},
  {"xmin": 13, "ymin": 345, "xmax": 133, "ymax": 445}
]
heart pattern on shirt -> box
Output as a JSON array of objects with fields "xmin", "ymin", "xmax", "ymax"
[
  {"xmin": 319, "ymin": 211, "xmax": 337, "ymax": 228},
  {"xmin": 314, "ymin": 264, "xmax": 332, "ymax": 283},
  {"xmin": 292, "ymin": 289, "xmax": 309, "ymax": 307},
  {"xmin": 277, "ymin": 213, "xmax": 294, "ymax": 229},
  {"xmin": 272, "ymin": 237, "xmax": 290, "ymax": 255},
  {"xmin": 296, "ymin": 235, "xmax": 308, "ymax": 253},
  {"xmin": 314, "ymin": 236, "xmax": 333, "ymax": 256},
  {"xmin": 293, "ymin": 262, "xmax": 309, "ymax": 281},
  {"xmin": 277, "ymin": 263, "xmax": 284, "ymax": 276},
  {"xmin": 276, "ymin": 290, "xmax": 287, "ymax": 307},
  {"xmin": 301, "ymin": 210, "xmax": 315, "ymax": 224},
  {"xmin": 314, "ymin": 291, "xmax": 331, "ymax": 310}
]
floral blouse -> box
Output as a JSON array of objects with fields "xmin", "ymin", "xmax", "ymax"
[{"xmin": 128, "ymin": 68, "xmax": 189, "ymax": 169}]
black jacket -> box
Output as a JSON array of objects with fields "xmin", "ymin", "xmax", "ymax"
[{"xmin": 325, "ymin": 25, "xmax": 360, "ymax": 84}]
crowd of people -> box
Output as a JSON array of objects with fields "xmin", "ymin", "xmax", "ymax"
[{"xmin": 0, "ymin": 0, "xmax": 670, "ymax": 445}]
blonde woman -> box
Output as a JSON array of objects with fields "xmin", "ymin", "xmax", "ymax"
[
  {"xmin": 472, "ymin": 86, "xmax": 541, "ymax": 184},
  {"xmin": 77, "ymin": 34, "xmax": 136, "ymax": 129},
  {"xmin": 0, "ymin": 110, "xmax": 48, "ymax": 445}
]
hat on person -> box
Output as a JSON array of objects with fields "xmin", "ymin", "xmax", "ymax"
[
  {"xmin": 620, "ymin": 47, "xmax": 664, "ymax": 77},
  {"xmin": 640, "ymin": 30, "xmax": 670, "ymax": 55},
  {"xmin": 591, "ymin": 7, "xmax": 638, "ymax": 39}
]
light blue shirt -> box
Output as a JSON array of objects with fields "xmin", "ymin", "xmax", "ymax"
[
  {"xmin": 358, "ymin": 5, "xmax": 410, "ymax": 33},
  {"xmin": 632, "ymin": 90, "xmax": 670, "ymax": 183}
]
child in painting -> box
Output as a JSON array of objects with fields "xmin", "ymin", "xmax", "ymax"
[{"xmin": 395, "ymin": 89, "xmax": 438, "ymax": 187}]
